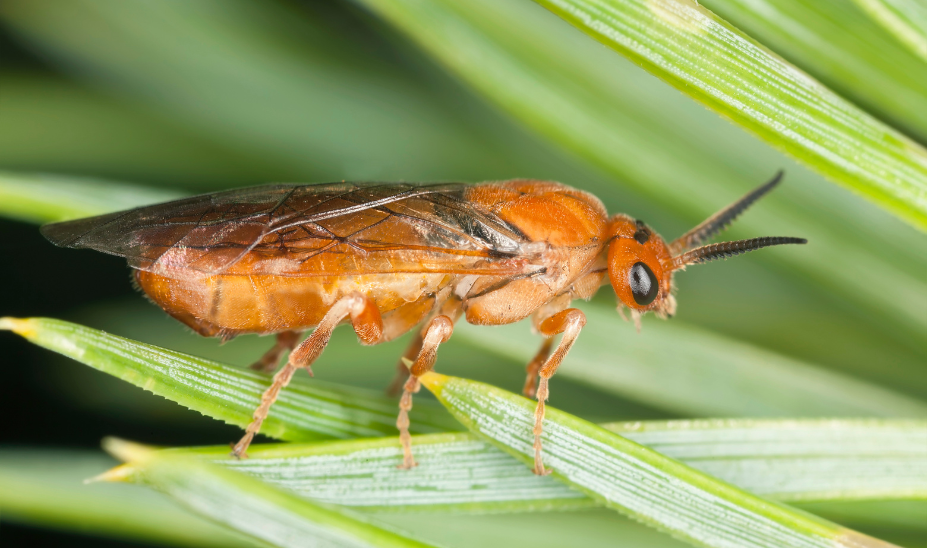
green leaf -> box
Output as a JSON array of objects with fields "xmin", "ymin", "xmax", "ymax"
[
  {"xmin": 457, "ymin": 303, "xmax": 927, "ymax": 418},
  {"xmin": 102, "ymin": 439, "xmax": 438, "ymax": 548},
  {"xmin": 0, "ymin": 317, "xmax": 459, "ymax": 440},
  {"xmin": 0, "ymin": 170, "xmax": 183, "ymax": 224},
  {"xmin": 530, "ymin": 0, "xmax": 927, "ymax": 231},
  {"xmin": 798, "ymin": 500, "xmax": 927, "ymax": 545},
  {"xmin": 419, "ymin": 372, "xmax": 902, "ymax": 548},
  {"xmin": 0, "ymin": 450, "xmax": 262, "ymax": 548},
  {"xmin": 703, "ymin": 0, "xmax": 927, "ymax": 141},
  {"xmin": 354, "ymin": 0, "xmax": 927, "ymax": 352},
  {"xmin": 4, "ymin": 448, "xmax": 922, "ymax": 548},
  {"xmin": 850, "ymin": 0, "xmax": 927, "ymax": 63},
  {"xmin": 159, "ymin": 419, "xmax": 927, "ymax": 513},
  {"xmin": 172, "ymin": 433, "xmax": 590, "ymax": 514},
  {"xmin": 0, "ymin": 75, "xmax": 293, "ymax": 186},
  {"xmin": 0, "ymin": 0, "xmax": 516, "ymax": 182},
  {"xmin": 611, "ymin": 419, "xmax": 927, "ymax": 502}
]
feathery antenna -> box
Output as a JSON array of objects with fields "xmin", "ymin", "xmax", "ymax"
[{"xmin": 669, "ymin": 171, "xmax": 783, "ymax": 254}]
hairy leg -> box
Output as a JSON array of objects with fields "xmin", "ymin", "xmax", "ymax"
[
  {"xmin": 387, "ymin": 330, "xmax": 423, "ymax": 396},
  {"xmin": 231, "ymin": 293, "xmax": 382, "ymax": 458},
  {"xmin": 532, "ymin": 308, "xmax": 586, "ymax": 475},
  {"xmin": 249, "ymin": 330, "xmax": 301, "ymax": 372},
  {"xmin": 522, "ymin": 337, "xmax": 554, "ymax": 398},
  {"xmin": 397, "ymin": 315, "xmax": 453, "ymax": 469}
]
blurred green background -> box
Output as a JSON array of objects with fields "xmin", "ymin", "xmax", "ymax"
[{"xmin": 0, "ymin": 0, "xmax": 925, "ymax": 547}]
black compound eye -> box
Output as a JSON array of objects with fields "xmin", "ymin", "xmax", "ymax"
[{"xmin": 628, "ymin": 262, "xmax": 658, "ymax": 306}]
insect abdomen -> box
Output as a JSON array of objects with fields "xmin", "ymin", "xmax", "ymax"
[{"xmin": 135, "ymin": 270, "xmax": 448, "ymax": 338}]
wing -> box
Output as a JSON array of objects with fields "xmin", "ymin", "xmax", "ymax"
[{"xmin": 41, "ymin": 182, "xmax": 538, "ymax": 278}]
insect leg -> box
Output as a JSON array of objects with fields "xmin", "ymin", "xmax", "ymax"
[
  {"xmin": 231, "ymin": 293, "xmax": 383, "ymax": 458},
  {"xmin": 387, "ymin": 330, "xmax": 424, "ymax": 396},
  {"xmin": 249, "ymin": 330, "xmax": 302, "ymax": 372},
  {"xmin": 532, "ymin": 308, "xmax": 586, "ymax": 475},
  {"xmin": 522, "ymin": 337, "xmax": 554, "ymax": 398},
  {"xmin": 397, "ymin": 315, "xmax": 454, "ymax": 469}
]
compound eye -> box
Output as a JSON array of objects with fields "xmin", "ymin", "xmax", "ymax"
[{"xmin": 628, "ymin": 262, "xmax": 658, "ymax": 306}]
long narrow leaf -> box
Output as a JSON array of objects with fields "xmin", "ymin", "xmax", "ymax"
[
  {"xmin": 173, "ymin": 433, "xmax": 590, "ymax": 514},
  {"xmin": 798, "ymin": 500, "xmax": 927, "ymax": 542},
  {"xmin": 0, "ymin": 449, "xmax": 718, "ymax": 548},
  {"xmin": 457, "ymin": 304, "xmax": 927, "ymax": 418},
  {"xmin": 612, "ymin": 419, "xmax": 927, "ymax": 502},
  {"xmin": 419, "ymin": 372, "xmax": 901, "ymax": 548},
  {"xmin": 0, "ymin": 0, "xmax": 513, "ymax": 182},
  {"xmin": 0, "ymin": 317, "xmax": 459, "ymax": 440},
  {"xmin": 851, "ymin": 0, "xmax": 927, "ymax": 63},
  {"xmin": 0, "ymin": 450, "xmax": 260, "ymax": 548},
  {"xmin": 155, "ymin": 419, "xmax": 927, "ymax": 513},
  {"xmin": 356, "ymin": 0, "xmax": 927, "ymax": 350},
  {"xmin": 102, "ymin": 439, "xmax": 438, "ymax": 548},
  {"xmin": 704, "ymin": 0, "xmax": 927, "ymax": 140},
  {"xmin": 0, "ymin": 170, "xmax": 182, "ymax": 224},
  {"xmin": 532, "ymin": 0, "xmax": 927, "ymax": 231},
  {"xmin": 0, "ymin": 75, "xmax": 288, "ymax": 185}
]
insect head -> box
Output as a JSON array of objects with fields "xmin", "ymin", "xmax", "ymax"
[{"xmin": 606, "ymin": 171, "xmax": 805, "ymax": 323}]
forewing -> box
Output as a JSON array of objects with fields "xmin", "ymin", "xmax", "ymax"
[{"xmin": 41, "ymin": 183, "xmax": 533, "ymax": 277}]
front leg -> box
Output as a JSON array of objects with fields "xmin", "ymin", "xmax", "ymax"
[{"xmin": 531, "ymin": 308, "xmax": 586, "ymax": 475}]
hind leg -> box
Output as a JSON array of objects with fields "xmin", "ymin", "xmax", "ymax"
[
  {"xmin": 397, "ymin": 315, "xmax": 454, "ymax": 469},
  {"xmin": 249, "ymin": 330, "xmax": 302, "ymax": 372},
  {"xmin": 231, "ymin": 293, "xmax": 382, "ymax": 458},
  {"xmin": 387, "ymin": 330, "xmax": 423, "ymax": 396}
]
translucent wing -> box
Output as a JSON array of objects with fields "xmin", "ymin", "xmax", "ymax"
[{"xmin": 41, "ymin": 182, "xmax": 536, "ymax": 278}]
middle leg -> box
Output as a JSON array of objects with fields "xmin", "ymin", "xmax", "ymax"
[{"xmin": 397, "ymin": 315, "xmax": 454, "ymax": 469}]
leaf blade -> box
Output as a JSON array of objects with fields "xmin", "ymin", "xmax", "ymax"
[
  {"xmin": 105, "ymin": 439, "xmax": 438, "ymax": 548},
  {"xmin": 162, "ymin": 419, "xmax": 927, "ymax": 513},
  {"xmin": 0, "ymin": 450, "xmax": 262, "ymax": 548},
  {"xmin": 702, "ymin": 0, "xmax": 927, "ymax": 141},
  {"xmin": 419, "ymin": 372, "xmax": 902, "ymax": 548},
  {"xmin": 0, "ymin": 171, "xmax": 182, "ymax": 224},
  {"xmin": 0, "ymin": 0, "xmax": 514, "ymax": 182},
  {"xmin": 533, "ymin": 0, "xmax": 927, "ymax": 230},
  {"xmin": 457, "ymin": 304, "xmax": 927, "ymax": 418},
  {"xmin": 355, "ymin": 0, "xmax": 927, "ymax": 352},
  {"xmin": 0, "ymin": 317, "xmax": 459, "ymax": 441},
  {"xmin": 852, "ymin": 0, "xmax": 927, "ymax": 62}
]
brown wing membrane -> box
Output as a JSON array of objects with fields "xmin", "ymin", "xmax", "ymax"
[{"xmin": 41, "ymin": 182, "xmax": 535, "ymax": 277}]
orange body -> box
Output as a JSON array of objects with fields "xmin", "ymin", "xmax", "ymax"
[
  {"xmin": 42, "ymin": 174, "xmax": 805, "ymax": 472},
  {"xmin": 133, "ymin": 180, "xmax": 612, "ymax": 340}
]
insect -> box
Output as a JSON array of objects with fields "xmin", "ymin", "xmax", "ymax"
[{"xmin": 42, "ymin": 173, "xmax": 804, "ymax": 475}]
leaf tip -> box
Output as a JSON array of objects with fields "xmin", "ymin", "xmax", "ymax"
[
  {"xmin": 0, "ymin": 317, "xmax": 34, "ymax": 337},
  {"xmin": 102, "ymin": 436, "xmax": 155, "ymax": 464},
  {"xmin": 418, "ymin": 371, "xmax": 448, "ymax": 392},
  {"xmin": 85, "ymin": 463, "xmax": 135, "ymax": 484}
]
